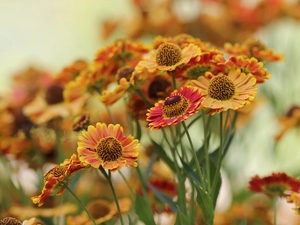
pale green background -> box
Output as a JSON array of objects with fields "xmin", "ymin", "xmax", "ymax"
[{"xmin": 0, "ymin": 0, "xmax": 132, "ymax": 93}]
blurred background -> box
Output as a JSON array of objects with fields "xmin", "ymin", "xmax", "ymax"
[{"xmin": 1, "ymin": 0, "xmax": 300, "ymax": 223}]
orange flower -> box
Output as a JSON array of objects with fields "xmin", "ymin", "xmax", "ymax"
[
  {"xmin": 191, "ymin": 68, "xmax": 257, "ymax": 115},
  {"xmin": 224, "ymin": 38, "xmax": 284, "ymax": 62},
  {"xmin": 174, "ymin": 48, "xmax": 224, "ymax": 81},
  {"xmin": 77, "ymin": 123, "xmax": 139, "ymax": 172},
  {"xmin": 248, "ymin": 172, "xmax": 300, "ymax": 198},
  {"xmin": 94, "ymin": 39, "xmax": 150, "ymax": 65},
  {"xmin": 99, "ymin": 67, "xmax": 135, "ymax": 106},
  {"xmin": 31, "ymin": 154, "xmax": 87, "ymax": 206},
  {"xmin": 146, "ymin": 86, "xmax": 204, "ymax": 129},
  {"xmin": 136, "ymin": 43, "xmax": 201, "ymax": 73}
]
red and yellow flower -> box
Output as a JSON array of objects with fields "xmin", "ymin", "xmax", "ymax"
[
  {"xmin": 248, "ymin": 172, "xmax": 300, "ymax": 198},
  {"xmin": 146, "ymin": 86, "xmax": 204, "ymax": 129},
  {"xmin": 31, "ymin": 154, "xmax": 87, "ymax": 206},
  {"xmin": 77, "ymin": 123, "xmax": 139, "ymax": 172},
  {"xmin": 191, "ymin": 68, "xmax": 257, "ymax": 115}
]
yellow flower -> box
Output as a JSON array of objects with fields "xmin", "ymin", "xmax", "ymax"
[
  {"xmin": 136, "ymin": 43, "xmax": 201, "ymax": 73},
  {"xmin": 191, "ymin": 69, "xmax": 257, "ymax": 115},
  {"xmin": 77, "ymin": 123, "xmax": 139, "ymax": 172}
]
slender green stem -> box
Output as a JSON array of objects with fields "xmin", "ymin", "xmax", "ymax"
[
  {"xmin": 211, "ymin": 112, "xmax": 224, "ymax": 198},
  {"xmin": 99, "ymin": 168, "xmax": 125, "ymax": 225},
  {"xmin": 162, "ymin": 128, "xmax": 187, "ymax": 214},
  {"xmin": 182, "ymin": 121, "xmax": 205, "ymax": 189},
  {"xmin": 60, "ymin": 181, "xmax": 96, "ymax": 225},
  {"xmin": 171, "ymin": 71, "xmax": 177, "ymax": 90},
  {"xmin": 273, "ymin": 195, "xmax": 278, "ymax": 225},
  {"xmin": 188, "ymin": 179, "xmax": 196, "ymax": 224},
  {"xmin": 131, "ymin": 85, "xmax": 151, "ymax": 108},
  {"xmin": 118, "ymin": 170, "xmax": 135, "ymax": 198},
  {"xmin": 202, "ymin": 111, "xmax": 211, "ymax": 192}
]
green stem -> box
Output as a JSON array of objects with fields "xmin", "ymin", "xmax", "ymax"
[
  {"xmin": 202, "ymin": 111, "xmax": 211, "ymax": 192},
  {"xmin": 118, "ymin": 170, "xmax": 135, "ymax": 198},
  {"xmin": 60, "ymin": 181, "xmax": 97, "ymax": 225},
  {"xmin": 182, "ymin": 121, "xmax": 205, "ymax": 188},
  {"xmin": 171, "ymin": 71, "xmax": 177, "ymax": 90},
  {"xmin": 273, "ymin": 195, "xmax": 278, "ymax": 225},
  {"xmin": 211, "ymin": 112, "xmax": 224, "ymax": 199},
  {"xmin": 131, "ymin": 85, "xmax": 151, "ymax": 108},
  {"xmin": 99, "ymin": 168, "xmax": 125, "ymax": 225},
  {"xmin": 162, "ymin": 128, "xmax": 187, "ymax": 214}
]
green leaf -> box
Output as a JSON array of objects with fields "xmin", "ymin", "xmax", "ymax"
[
  {"xmin": 127, "ymin": 214, "xmax": 134, "ymax": 225},
  {"xmin": 174, "ymin": 210, "xmax": 189, "ymax": 225},
  {"xmin": 178, "ymin": 155, "xmax": 201, "ymax": 186},
  {"xmin": 151, "ymin": 139, "xmax": 176, "ymax": 172},
  {"xmin": 148, "ymin": 184, "xmax": 177, "ymax": 213},
  {"xmin": 195, "ymin": 184, "xmax": 214, "ymax": 225},
  {"xmin": 239, "ymin": 217, "xmax": 247, "ymax": 225},
  {"xmin": 209, "ymin": 163, "xmax": 222, "ymax": 207},
  {"xmin": 134, "ymin": 193, "xmax": 156, "ymax": 225}
]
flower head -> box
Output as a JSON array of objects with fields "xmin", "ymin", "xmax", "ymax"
[
  {"xmin": 248, "ymin": 172, "xmax": 300, "ymax": 198},
  {"xmin": 136, "ymin": 43, "xmax": 201, "ymax": 73},
  {"xmin": 191, "ymin": 69, "xmax": 257, "ymax": 115},
  {"xmin": 224, "ymin": 38, "xmax": 284, "ymax": 62},
  {"xmin": 77, "ymin": 123, "xmax": 139, "ymax": 172},
  {"xmin": 31, "ymin": 154, "xmax": 87, "ymax": 206},
  {"xmin": 146, "ymin": 86, "xmax": 204, "ymax": 129},
  {"xmin": 0, "ymin": 217, "xmax": 22, "ymax": 225}
]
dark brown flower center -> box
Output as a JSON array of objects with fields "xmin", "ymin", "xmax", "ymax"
[
  {"xmin": 0, "ymin": 217, "xmax": 22, "ymax": 225},
  {"xmin": 116, "ymin": 66, "xmax": 135, "ymax": 84},
  {"xmin": 96, "ymin": 137, "xmax": 123, "ymax": 162},
  {"xmin": 208, "ymin": 75, "xmax": 235, "ymax": 101},
  {"xmin": 45, "ymin": 84, "xmax": 64, "ymax": 105},
  {"xmin": 148, "ymin": 77, "xmax": 172, "ymax": 99},
  {"xmin": 44, "ymin": 165, "xmax": 67, "ymax": 180},
  {"xmin": 87, "ymin": 200, "xmax": 111, "ymax": 219},
  {"xmin": 73, "ymin": 114, "xmax": 90, "ymax": 132},
  {"xmin": 163, "ymin": 95, "xmax": 189, "ymax": 118},
  {"xmin": 244, "ymin": 38, "xmax": 266, "ymax": 55},
  {"xmin": 156, "ymin": 43, "xmax": 182, "ymax": 66}
]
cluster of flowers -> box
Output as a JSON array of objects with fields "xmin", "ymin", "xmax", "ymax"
[
  {"xmin": 0, "ymin": 33, "xmax": 286, "ymax": 225},
  {"xmin": 101, "ymin": 0, "xmax": 300, "ymax": 45}
]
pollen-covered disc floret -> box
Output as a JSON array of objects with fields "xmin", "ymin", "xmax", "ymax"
[
  {"xmin": 147, "ymin": 86, "xmax": 204, "ymax": 129},
  {"xmin": 208, "ymin": 75, "xmax": 235, "ymax": 101},
  {"xmin": 77, "ymin": 123, "xmax": 139, "ymax": 172},
  {"xmin": 192, "ymin": 69, "xmax": 257, "ymax": 115},
  {"xmin": 156, "ymin": 43, "xmax": 182, "ymax": 66}
]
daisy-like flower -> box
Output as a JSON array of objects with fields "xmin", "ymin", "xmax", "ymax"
[
  {"xmin": 31, "ymin": 154, "xmax": 87, "ymax": 206},
  {"xmin": 77, "ymin": 123, "xmax": 139, "ymax": 172},
  {"xmin": 136, "ymin": 43, "xmax": 201, "ymax": 73},
  {"xmin": 224, "ymin": 56, "xmax": 270, "ymax": 84},
  {"xmin": 146, "ymin": 86, "xmax": 204, "ymax": 130},
  {"xmin": 174, "ymin": 48, "xmax": 224, "ymax": 81},
  {"xmin": 224, "ymin": 38, "xmax": 284, "ymax": 62},
  {"xmin": 191, "ymin": 68, "xmax": 257, "ymax": 115},
  {"xmin": 248, "ymin": 172, "xmax": 300, "ymax": 198}
]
